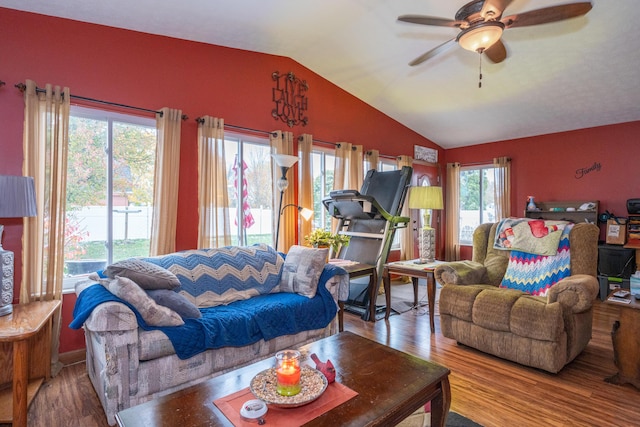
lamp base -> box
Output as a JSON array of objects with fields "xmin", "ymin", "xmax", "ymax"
[
  {"xmin": 1, "ymin": 247, "xmax": 15, "ymax": 317},
  {"xmin": 417, "ymin": 228, "xmax": 436, "ymax": 264}
]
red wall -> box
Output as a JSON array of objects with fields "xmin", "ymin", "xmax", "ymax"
[
  {"xmin": 2, "ymin": 8, "xmax": 639, "ymax": 355},
  {"xmin": 0, "ymin": 8, "xmax": 441, "ymax": 353},
  {"xmin": 444, "ymin": 121, "xmax": 640, "ymax": 250}
]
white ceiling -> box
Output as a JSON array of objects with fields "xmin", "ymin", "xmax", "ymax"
[{"xmin": 3, "ymin": 0, "xmax": 640, "ymax": 148}]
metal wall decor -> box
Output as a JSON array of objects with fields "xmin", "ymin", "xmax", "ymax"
[{"xmin": 272, "ymin": 71, "xmax": 308, "ymax": 127}]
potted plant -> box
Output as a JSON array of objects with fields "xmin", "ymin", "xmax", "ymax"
[{"xmin": 304, "ymin": 229, "xmax": 350, "ymax": 253}]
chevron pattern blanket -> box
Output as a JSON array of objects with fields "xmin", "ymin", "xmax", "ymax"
[
  {"xmin": 500, "ymin": 223, "xmax": 573, "ymax": 296},
  {"xmin": 144, "ymin": 243, "xmax": 283, "ymax": 307}
]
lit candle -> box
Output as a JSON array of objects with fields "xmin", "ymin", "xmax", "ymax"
[{"xmin": 275, "ymin": 350, "xmax": 301, "ymax": 396}]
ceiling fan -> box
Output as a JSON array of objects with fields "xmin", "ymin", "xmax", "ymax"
[{"xmin": 398, "ymin": 0, "xmax": 593, "ymax": 66}]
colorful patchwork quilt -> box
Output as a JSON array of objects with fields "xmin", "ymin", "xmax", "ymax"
[{"xmin": 500, "ymin": 223, "xmax": 573, "ymax": 296}]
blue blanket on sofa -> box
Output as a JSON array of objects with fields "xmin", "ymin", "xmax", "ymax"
[{"xmin": 71, "ymin": 264, "xmax": 345, "ymax": 359}]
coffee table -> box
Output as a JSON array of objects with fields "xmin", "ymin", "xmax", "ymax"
[{"xmin": 115, "ymin": 331, "xmax": 451, "ymax": 427}]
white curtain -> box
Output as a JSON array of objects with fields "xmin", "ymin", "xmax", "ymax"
[
  {"xmin": 493, "ymin": 156, "xmax": 511, "ymax": 220},
  {"xmin": 150, "ymin": 108, "xmax": 182, "ymax": 256},
  {"xmin": 270, "ymin": 130, "xmax": 296, "ymax": 252},
  {"xmin": 197, "ymin": 117, "xmax": 231, "ymax": 248},
  {"xmin": 445, "ymin": 162, "xmax": 461, "ymax": 261},
  {"xmin": 21, "ymin": 79, "xmax": 70, "ymax": 376},
  {"xmin": 365, "ymin": 149, "xmax": 379, "ymax": 172},
  {"xmin": 397, "ymin": 155, "xmax": 414, "ymax": 261},
  {"xmin": 298, "ymin": 134, "xmax": 314, "ymax": 244}
]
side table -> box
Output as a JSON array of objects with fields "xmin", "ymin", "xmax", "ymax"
[
  {"xmin": 0, "ymin": 300, "xmax": 61, "ymax": 427},
  {"xmin": 604, "ymin": 292, "xmax": 640, "ymax": 389},
  {"xmin": 382, "ymin": 260, "xmax": 445, "ymax": 333}
]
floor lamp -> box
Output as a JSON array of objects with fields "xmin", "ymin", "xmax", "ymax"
[
  {"xmin": 408, "ymin": 186, "xmax": 443, "ymax": 264},
  {"xmin": 0, "ymin": 175, "xmax": 38, "ymax": 316},
  {"xmin": 272, "ymin": 154, "xmax": 299, "ymax": 251}
]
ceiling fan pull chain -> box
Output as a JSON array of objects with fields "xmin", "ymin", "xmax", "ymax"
[{"xmin": 478, "ymin": 52, "xmax": 483, "ymax": 88}]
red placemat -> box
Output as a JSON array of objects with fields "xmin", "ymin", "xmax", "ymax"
[{"xmin": 214, "ymin": 382, "xmax": 358, "ymax": 427}]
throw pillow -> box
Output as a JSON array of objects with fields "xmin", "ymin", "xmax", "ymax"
[
  {"xmin": 146, "ymin": 289, "xmax": 202, "ymax": 319},
  {"xmin": 105, "ymin": 259, "xmax": 180, "ymax": 290},
  {"xmin": 277, "ymin": 245, "xmax": 328, "ymax": 298},
  {"xmin": 103, "ymin": 276, "xmax": 184, "ymax": 327}
]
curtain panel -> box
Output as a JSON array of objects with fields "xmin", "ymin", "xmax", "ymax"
[
  {"xmin": 197, "ymin": 117, "xmax": 231, "ymax": 248},
  {"xmin": 150, "ymin": 108, "xmax": 182, "ymax": 256},
  {"xmin": 396, "ymin": 155, "xmax": 414, "ymax": 261},
  {"xmin": 21, "ymin": 79, "xmax": 70, "ymax": 376},
  {"xmin": 365, "ymin": 149, "xmax": 379, "ymax": 172},
  {"xmin": 445, "ymin": 162, "xmax": 461, "ymax": 261},
  {"xmin": 270, "ymin": 131, "xmax": 296, "ymax": 252},
  {"xmin": 298, "ymin": 134, "xmax": 314, "ymax": 244},
  {"xmin": 493, "ymin": 156, "xmax": 512, "ymax": 220}
]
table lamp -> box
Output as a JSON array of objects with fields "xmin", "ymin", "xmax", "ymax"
[
  {"xmin": 408, "ymin": 186, "xmax": 443, "ymax": 264},
  {"xmin": 0, "ymin": 175, "xmax": 38, "ymax": 316}
]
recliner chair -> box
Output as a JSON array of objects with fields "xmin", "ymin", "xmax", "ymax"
[{"xmin": 435, "ymin": 221, "xmax": 599, "ymax": 373}]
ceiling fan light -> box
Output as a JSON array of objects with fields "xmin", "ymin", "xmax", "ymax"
[{"xmin": 457, "ymin": 21, "xmax": 504, "ymax": 53}]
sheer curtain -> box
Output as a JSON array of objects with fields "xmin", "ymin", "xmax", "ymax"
[
  {"xmin": 21, "ymin": 79, "xmax": 70, "ymax": 376},
  {"xmin": 365, "ymin": 149, "xmax": 379, "ymax": 172},
  {"xmin": 197, "ymin": 117, "xmax": 231, "ymax": 248},
  {"xmin": 270, "ymin": 130, "xmax": 296, "ymax": 252},
  {"xmin": 298, "ymin": 134, "xmax": 314, "ymax": 243},
  {"xmin": 150, "ymin": 108, "xmax": 182, "ymax": 256},
  {"xmin": 445, "ymin": 162, "xmax": 461, "ymax": 261},
  {"xmin": 397, "ymin": 155, "xmax": 414, "ymax": 261},
  {"xmin": 493, "ymin": 156, "xmax": 511, "ymax": 220}
]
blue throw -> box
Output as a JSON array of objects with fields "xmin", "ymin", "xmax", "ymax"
[{"xmin": 71, "ymin": 264, "xmax": 346, "ymax": 360}]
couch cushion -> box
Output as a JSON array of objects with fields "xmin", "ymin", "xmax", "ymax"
[
  {"xmin": 439, "ymin": 284, "xmax": 491, "ymax": 322},
  {"xmin": 144, "ymin": 243, "xmax": 284, "ymax": 308},
  {"xmin": 103, "ymin": 276, "xmax": 184, "ymax": 327},
  {"xmin": 146, "ymin": 289, "xmax": 202, "ymax": 319},
  {"xmin": 105, "ymin": 259, "xmax": 180, "ymax": 290},
  {"xmin": 277, "ymin": 245, "xmax": 328, "ymax": 298},
  {"xmin": 510, "ymin": 297, "xmax": 564, "ymax": 341},
  {"xmin": 472, "ymin": 288, "xmax": 523, "ymax": 331}
]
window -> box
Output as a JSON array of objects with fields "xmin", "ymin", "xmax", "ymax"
[
  {"xmin": 459, "ymin": 165, "xmax": 497, "ymax": 244},
  {"xmin": 64, "ymin": 106, "xmax": 157, "ymax": 290},
  {"xmin": 311, "ymin": 148, "xmax": 335, "ymax": 230},
  {"xmin": 224, "ymin": 133, "xmax": 273, "ymax": 246}
]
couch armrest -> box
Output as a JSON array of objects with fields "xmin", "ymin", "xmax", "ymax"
[
  {"xmin": 435, "ymin": 261, "xmax": 488, "ymax": 286},
  {"xmin": 321, "ymin": 267, "xmax": 349, "ymax": 303},
  {"xmin": 546, "ymin": 274, "xmax": 599, "ymax": 313}
]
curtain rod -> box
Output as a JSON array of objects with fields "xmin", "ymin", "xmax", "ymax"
[
  {"xmin": 15, "ymin": 82, "xmax": 188, "ymax": 120},
  {"xmin": 194, "ymin": 117, "xmax": 278, "ymax": 137}
]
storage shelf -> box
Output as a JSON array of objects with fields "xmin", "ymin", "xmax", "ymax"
[{"xmin": 524, "ymin": 200, "xmax": 599, "ymax": 224}]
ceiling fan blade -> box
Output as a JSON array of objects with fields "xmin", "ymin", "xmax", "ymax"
[
  {"xmin": 501, "ymin": 2, "xmax": 592, "ymax": 29},
  {"xmin": 480, "ymin": 0, "xmax": 515, "ymax": 19},
  {"xmin": 409, "ymin": 38, "xmax": 457, "ymax": 66},
  {"xmin": 484, "ymin": 39, "xmax": 507, "ymax": 63},
  {"xmin": 398, "ymin": 14, "xmax": 463, "ymax": 28}
]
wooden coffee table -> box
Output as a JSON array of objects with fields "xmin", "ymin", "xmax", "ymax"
[{"xmin": 115, "ymin": 331, "xmax": 451, "ymax": 427}]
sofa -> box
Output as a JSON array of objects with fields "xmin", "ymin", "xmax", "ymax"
[
  {"xmin": 435, "ymin": 220, "xmax": 599, "ymax": 373},
  {"xmin": 71, "ymin": 244, "xmax": 348, "ymax": 425}
]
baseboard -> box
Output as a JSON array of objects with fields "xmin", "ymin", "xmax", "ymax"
[{"xmin": 60, "ymin": 348, "xmax": 86, "ymax": 366}]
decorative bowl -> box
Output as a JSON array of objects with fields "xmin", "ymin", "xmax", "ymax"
[{"xmin": 249, "ymin": 366, "xmax": 328, "ymax": 408}]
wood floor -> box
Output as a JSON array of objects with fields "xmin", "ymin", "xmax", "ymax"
[{"xmin": 11, "ymin": 293, "xmax": 640, "ymax": 427}]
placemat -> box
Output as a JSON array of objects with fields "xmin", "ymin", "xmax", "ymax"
[{"xmin": 214, "ymin": 381, "xmax": 358, "ymax": 426}]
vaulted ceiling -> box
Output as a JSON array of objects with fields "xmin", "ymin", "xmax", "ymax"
[{"xmin": 2, "ymin": 0, "xmax": 639, "ymax": 148}]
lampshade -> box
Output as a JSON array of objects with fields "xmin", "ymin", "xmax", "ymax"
[
  {"xmin": 299, "ymin": 207, "xmax": 314, "ymax": 221},
  {"xmin": 457, "ymin": 22, "xmax": 504, "ymax": 53},
  {"xmin": 408, "ymin": 186, "xmax": 443, "ymax": 210},
  {"xmin": 0, "ymin": 175, "xmax": 37, "ymax": 218},
  {"xmin": 272, "ymin": 154, "xmax": 299, "ymax": 169}
]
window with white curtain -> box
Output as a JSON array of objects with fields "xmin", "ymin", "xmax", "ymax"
[
  {"xmin": 63, "ymin": 106, "xmax": 156, "ymax": 290},
  {"xmin": 311, "ymin": 147, "xmax": 335, "ymax": 231},
  {"xmin": 459, "ymin": 165, "xmax": 497, "ymax": 244},
  {"xmin": 224, "ymin": 133, "xmax": 273, "ymax": 246}
]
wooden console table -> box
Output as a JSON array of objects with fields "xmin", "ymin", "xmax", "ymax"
[
  {"xmin": 604, "ymin": 293, "xmax": 640, "ymax": 389},
  {"xmin": 382, "ymin": 260, "xmax": 444, "ymax": 333},
  {"xmin": 0, "ymin": 300, "xmax": 61, "ymax": 427}
]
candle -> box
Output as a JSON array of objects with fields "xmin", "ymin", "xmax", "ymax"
[{"xmin": 275, "ymin": 350, "xmax": 301, "ymax": 396}]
